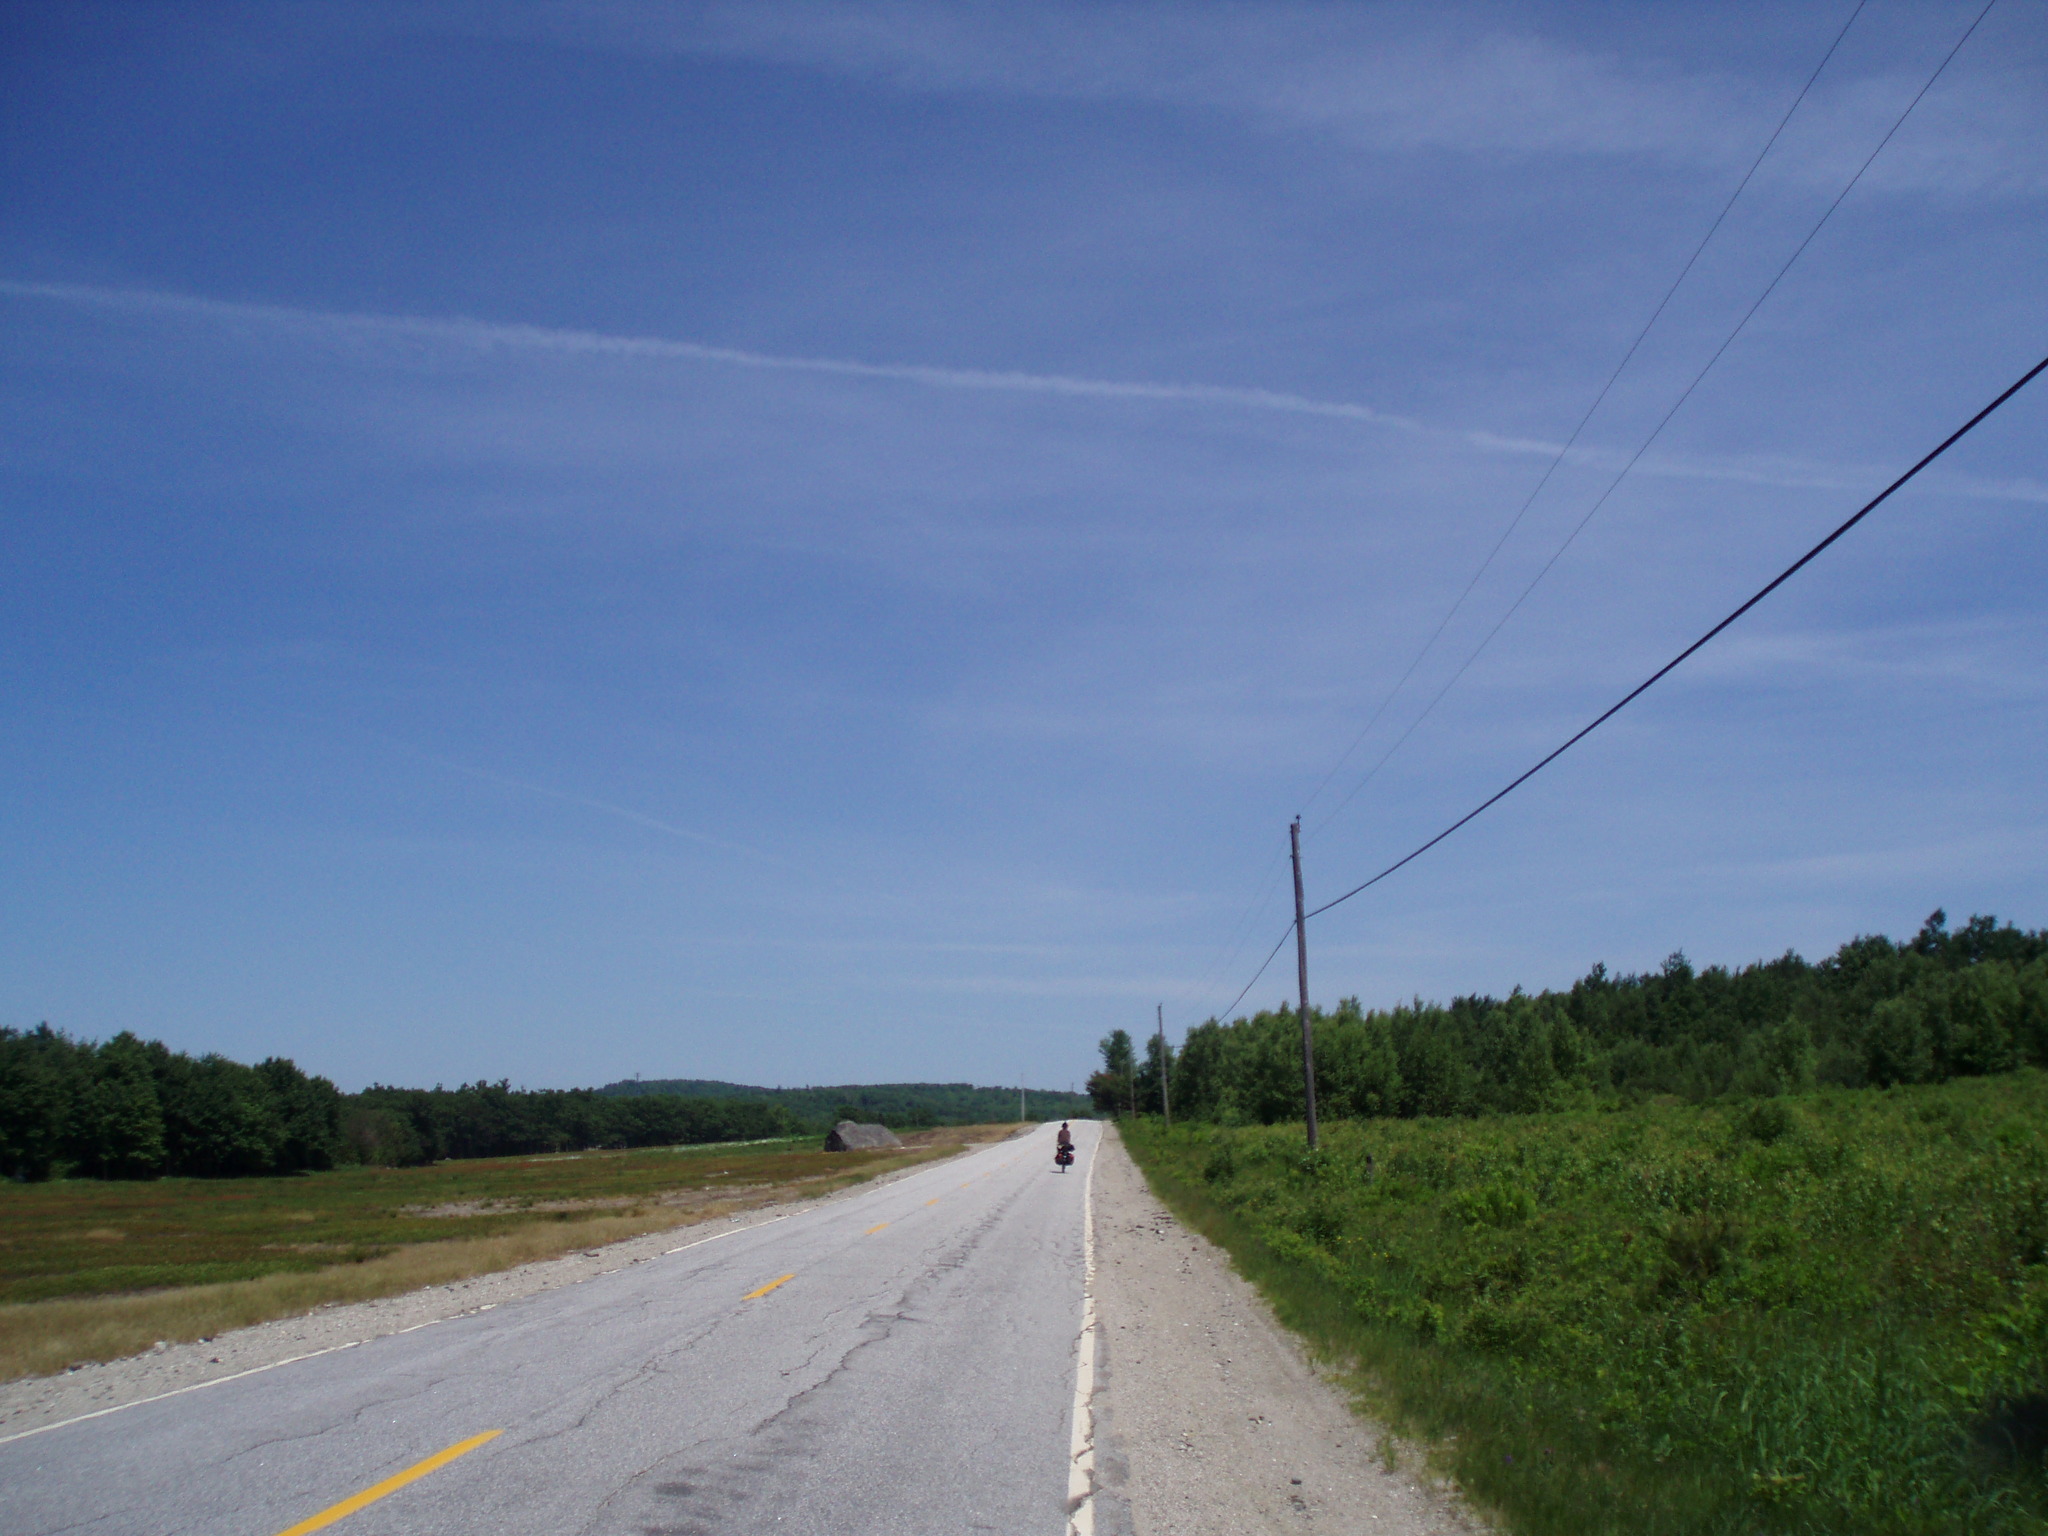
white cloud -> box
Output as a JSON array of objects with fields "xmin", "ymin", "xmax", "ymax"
[
  {"xmin": 1724, "ymin": 825, "xmax": 2048, "ymax": 886},
  {"xmin": 463, "ymin": 0, "xmax": 2048, "ymax": 191},
  {"xmin": 1683, "ymin": 613, "xmax": 2048, "ymax": 694}
]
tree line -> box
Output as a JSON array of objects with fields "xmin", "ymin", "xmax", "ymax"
[
  {"xmin": 343, "ymin": 1084, "xmax": 796, "ymax": 1166},
  {"xmin": 600, "ymin": 1077, "xmax": 1093, "ymax": 1128},
  {"xmin": 1091, "ymin": 911, "xmax": 2048, "ymax": 1123},
  {"xmin": 0, "ymin": 1030, "xmax": 797, "ymax": 1181}
]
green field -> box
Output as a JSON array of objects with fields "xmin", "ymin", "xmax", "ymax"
[
  {"xmin": 1122, "ymin": 1073, "xmax": 2048, "ymax": 1535},
  {"xmin": 0, "ymin": 1133, "xmax": 994, "ymax": 1307}
]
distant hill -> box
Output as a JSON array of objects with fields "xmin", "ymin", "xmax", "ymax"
[{"xmin": 597, "ymin": 1078, "xmax": 1094, "ymax": 1130}]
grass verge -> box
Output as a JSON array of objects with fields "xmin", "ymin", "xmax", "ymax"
[
  {"xmin": 1121, "ymin": 1077, "xmax": 2048, "ymax": 1536},
  {"xmin": 2, "ymin": 1124, "xmax": 1016, "ymax": 1382}
]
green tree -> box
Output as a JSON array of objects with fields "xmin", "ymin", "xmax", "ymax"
[
  {"xmin": 80, "ymin": 1032, "xmax": 167, "ymax": 1178},
  {"xmin": 1315, "ymin": 1004, "xmax": 1402, "ymax": 1119},
  {"xmin": 1135, "ymin": 1031, "xmax": 1176, "ymax": 1118},
  {"xmin": 159, "ymin": 1054, "xmax": 285, "ymax": 1176},
  {"xmin": 254, "ymin": 1057, "xmax": 345, "ymax": 1171},
  {"xmin": 1090, "ymin": 1029, "xmax": 1136, "ymax": 1115},
  {"xmin": 340, "ymin": 1103, "xmax": 426, "ymax": 1165},
  {"xmin": 1938, "ymin": 965, "xmax": 2024, "ymax": 1077},
  {"xmin": 0, "ymin": 1025, "xmax": 90, "ymax": 1179}
]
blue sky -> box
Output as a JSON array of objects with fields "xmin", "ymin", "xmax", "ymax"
[{"xmin": 3, "ymin": 1, "xmax": 2044, "ymax": 1093}]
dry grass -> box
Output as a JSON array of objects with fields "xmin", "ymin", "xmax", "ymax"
[{"xmin": 1, "ymin": 1123, "xmax": 1022, "ymax": 1382}]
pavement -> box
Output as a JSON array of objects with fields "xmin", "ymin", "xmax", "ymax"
[{"xmin": 0, "ymin": 1122, "xmax": 1100, "ymax": 1536}]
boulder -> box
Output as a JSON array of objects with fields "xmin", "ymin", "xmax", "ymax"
[{"xmin": 825, "ymin": 1120, "xmax": 902, "ymax": 1152}]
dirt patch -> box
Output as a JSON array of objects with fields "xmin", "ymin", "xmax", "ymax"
[
  {"xmin": 1090, "ymin": 1128, "xmax": 1487, "ymax": 1536},
  {"xmin": 401, "ymin": 1195, "xmax": 643, "ymax": 1218},
  {"xmin": 401, "ymin": 1178, "xmax": 806, "ymax": 1219}
]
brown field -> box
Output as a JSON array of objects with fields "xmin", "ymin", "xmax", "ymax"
[{"xmin": 0, "ymin": 1124, "xmax": 1018, "ymax": 1382}]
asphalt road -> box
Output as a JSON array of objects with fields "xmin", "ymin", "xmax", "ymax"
[{"xmin": 1, "ymin": 1121, "xmax": 1098, "ymax": 1536}]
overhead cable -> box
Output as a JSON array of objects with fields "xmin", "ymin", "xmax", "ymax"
[
  {"xmin": 1201, "ymin": 349, "xmax": 2045, "ymax": 1024},
  {"xmin": 1174, "ymin": 2, "xmax": 1875, "ymax": 1030},
  {"xmin": 1304, "ymin": 351, "xmax": 2048, "ymax": 924},
  {"xmin": 1297, "ymin": 0, "xmax": 1870, "ymax": 825},
  {"xmin": 1205, "ymin": 924, "xmax": 1298, "ymax": 1032},
  {"xmin": 1313, "ymin": 0, "xmax": 2000, "ymax": 834},
  {"xmin": 1180, "ymin": 0, "xmax": 2003, "ymax": 1029}
]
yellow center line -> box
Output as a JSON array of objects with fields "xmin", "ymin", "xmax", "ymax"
[
  {"xmin": 273, "ymin": 1431, "xmax": 500, "ymax": 1536},
  {"xmin": 743, "ymin": 1273, "xmax": 796, "ymax": 1300},
  {"xmin": 925, "ymin": 1198, "xmax": 939, "ymax": 1206},
  {"xmin": 865, "ymin": 1222, "xmax": 888, "ymax": 1234}
]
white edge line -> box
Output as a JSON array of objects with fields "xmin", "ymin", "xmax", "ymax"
[
  {"xmin": 1065, "ymin": 1127, "xmax": 1100, "ymax": 1536},
  {"xmin": 0, "ymin": 1341, "xmax": 364, "ymax": 1448},
  {"xmin": 664, "ymin": 1211, "xmax": 792, "ymax": 1254}
]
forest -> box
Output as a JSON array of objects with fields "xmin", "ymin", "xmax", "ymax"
[
  {"xmin": 0, "ymin": 1031, "xmax": 799, "ymax": 1181},
  {"xmin": 0, "ymin": 1030, "xmax": 1094, "ymax": 1183},
  {"xmin": 601, "ymin": 1077, "xmax": 1092, "ymax": 1128},
  {"xmin": 0, "ymin": 1031, "xmax": 1091, "ymax": 1182},
  {"xmin": 1093, "ymin": 911, "xmax": 2048, "ymax": 1122}
]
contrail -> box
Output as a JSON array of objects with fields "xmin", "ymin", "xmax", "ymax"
[
  {"xmin": 4, "ymin": 277, "xmax": 2039, "ymax": 503},
  {"xmin": 0, "ymin": 277, "xmax": 1427, "ymax": 432},
  {"xmin": 416, "ymin": 750, "xmax": 782, "ymax": 865}
]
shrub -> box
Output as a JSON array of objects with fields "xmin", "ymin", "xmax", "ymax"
[{"xmin": 1451, "ymin": 1179, "xmax": 1534, "ymax": 1229}]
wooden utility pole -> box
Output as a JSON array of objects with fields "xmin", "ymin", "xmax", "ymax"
[
  {"xmin": 1157, "ymin": 1002, "xmax": 1171, "ymax": 1128},
  {"xmin": 1291, "ymin": 818, "xmax": 1319, "ymax": 1150}
]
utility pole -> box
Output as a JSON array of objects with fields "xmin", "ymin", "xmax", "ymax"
[
  {"xmin": 1291, "ymin": 818, "xmax": 1319, "ymax": 1151},
  {"xmin": 1019, "ymin": 1079, "xmax": 1026, "ymax": 1122},
  {"xmin": 1157, "ymin": 1002, "xmax": 1171, "ymax": 1128}
]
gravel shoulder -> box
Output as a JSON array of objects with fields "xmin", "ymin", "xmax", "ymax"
[
  {"xmin": 0, "ymin": 1149, "xmax": 975, "ymax": 1445},
  {"xmin": 1090, "ymin": 1128, "xmax": 1488, "ymax": 1536}
]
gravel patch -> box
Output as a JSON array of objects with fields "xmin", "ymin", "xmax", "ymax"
[
  {"xmin": 0, "ymin": 1152, "xmax": 966, "ymax": 1445},
  {"xmin": 1090, "ymin": 1129, "xmax": 1489, "ymax": 1536}
]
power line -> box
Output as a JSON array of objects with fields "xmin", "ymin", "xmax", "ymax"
[
  {"xmin": 1180, "ymin": 0, "xmax": 2004, "ymax": 1030},
  {"xmin": 1206, "ymin": 923, "xmax": 1296, "ymax": 1028},
  {"xmin": 1296, "ymin": 0, "xmax": 1869, "ymax": 826},
  {"xmin": 1304, "ymin": 351, "xmax": 2048, "ymax": 924},
  {"xmin": 1171, "ymin": 6, "xmax": 1877, "ymax": 1031},
  {"xmin": 1201, "ymin": 346, "xmax": 2045, "ymax": 1025},
  {"xmin": 1160, "ymin": 849, "xmax": 1292, "ymax": 1027},
  {"xmin": 1313, "ymin": 0, "xmax": 2000, "ymax": 835}
]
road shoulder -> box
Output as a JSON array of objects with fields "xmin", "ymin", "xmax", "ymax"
[{"xmin": 1089, "ymin": 1127, "xmax": 1486, "ymax": 1536}]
